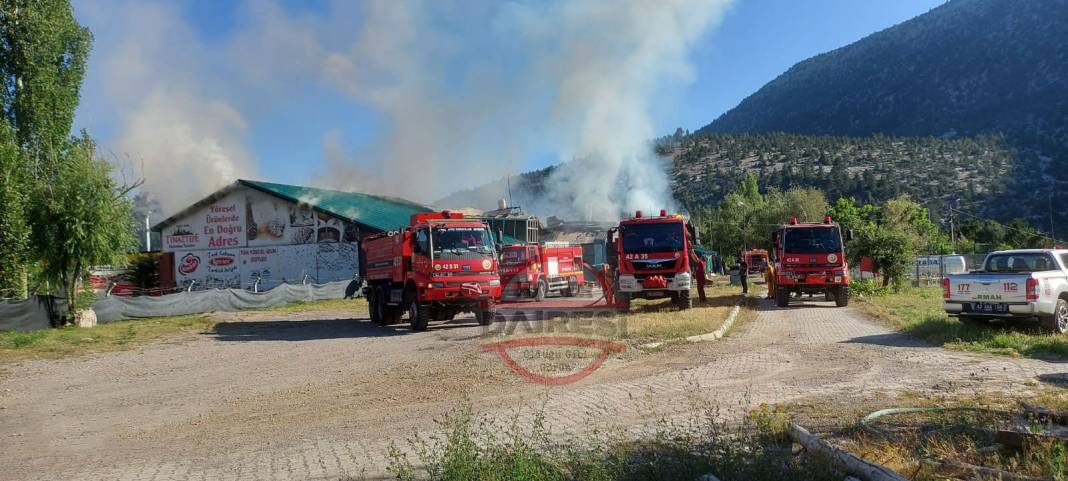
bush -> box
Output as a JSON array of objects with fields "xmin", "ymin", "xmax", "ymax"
[
  {"xmin": 850, "ymin": 278, "xmax": 889, "ymax": 297},
  {"xmin": 383, "ymin": 400, "xmax": 842, "ymax": 481}
]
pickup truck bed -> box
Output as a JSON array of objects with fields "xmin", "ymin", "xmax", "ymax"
[{"xmin": 943, "ymin": 249, "xmax": 1068, "ymax": 333}]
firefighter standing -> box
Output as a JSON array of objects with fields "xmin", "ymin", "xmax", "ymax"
[
  {"xmin": 763, "ymin": 260, "xmax": 776, "ymax": 300},
  {"xmin": 690, "ymin": 251, "xmax": 707, "ymax": 303},
  {"xmin": 738, "ymin": 259, "xmax": 749, "ymax": 294}
]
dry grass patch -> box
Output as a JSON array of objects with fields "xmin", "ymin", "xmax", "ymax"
[
  {"xmin": 621, "ymin": 284, "xmax": 742, "ymax": 342},
  {"xmin": 0, "ymin": 314, "xmax": 215, "ymax": 363},
  {"xmin": 0, "ymin": 297, "xmax": 370, "ymax": 364},
  {"xmin": 260, "ymin": 297, "xmax": 368, "ymax": 314},
  {"xmin": 783, "ymin": 390, "xmax": 1068, "ymax": 481}
]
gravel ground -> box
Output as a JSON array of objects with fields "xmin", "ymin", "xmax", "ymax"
[{"xmin": 1, "ymin": 295, "xmax": 1064, "ymax": 480}]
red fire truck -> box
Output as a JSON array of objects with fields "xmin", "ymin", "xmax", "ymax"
[
  {"xmin": 360, "ymin": 211, "xmax": 502, "ymax": 331},
  {"xmin": 742, "ymin": 248, "xmax": 770, "ymax": 275},
  {"xmin": 607, "ymin": 209, "xmax": 699, "ymax": 310},
  {"xmin": 771, "ymin": 215, "xmax": 853, "ymax": 308},
  {"xmin": 499, "ymin": 242, "xmax": 585, "ymax": 300}
]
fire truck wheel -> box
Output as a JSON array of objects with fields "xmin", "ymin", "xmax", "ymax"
[
  {"xmin": 368, "ymin": 287, "xmax": 382, "ymax": 324},
  {"xmin": 408, "ymin": 299, "xmax": 430, "ymax": 331},
  {"xmin": 775, "ymin": 287, "xmax": 790, "ymax": 308},
  {"xmin": 676, "ymin": 290, "xmax": 692, "ymax": 310},
  {"xmin": 834, "ymin": 286, "xmax": 850, "ymax": 307},
  {"xmin": 535, "ymin": 278, "xmax": 547, "ymax": 301},
  {"xmin": 475, "ymin": 309, "xmax": 495, "ymax": 326}
]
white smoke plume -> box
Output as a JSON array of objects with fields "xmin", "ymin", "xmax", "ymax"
[
  {"xmin": 76, "ymin": 1, "xmax": 259, "ymax": 215},
  {"xmin": 77, "ymin": 0, "xmax": 732, "ymax": 220},
  {"xmin": 319, "ymin": 0, "xmax": 733, "ymax": 220}
]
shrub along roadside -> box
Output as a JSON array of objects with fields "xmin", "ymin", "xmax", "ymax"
[
  {"xmin": 380, "ymin": 401, "xmax": 841, "ymax": 481},
  {"xmin": 860, "ymin": 286, "xmax": 1068, "ymax": 358}
]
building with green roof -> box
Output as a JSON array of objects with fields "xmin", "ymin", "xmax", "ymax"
[{"xmin": 152, "ymin": 180, "xmax": 432, "ymax": 290}]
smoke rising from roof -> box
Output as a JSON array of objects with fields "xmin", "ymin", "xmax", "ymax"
[{"xmin": 78, "ymin": 0, "xmax": 731, "ymax": 219}]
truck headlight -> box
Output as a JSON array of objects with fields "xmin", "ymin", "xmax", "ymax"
[
  {"xmin": 428, "ymin": 282, "xmax": 445, "ymax": 289},
  {"xmin": 488, "ymin": 279, "xmax": 500, "ymax": 286}
]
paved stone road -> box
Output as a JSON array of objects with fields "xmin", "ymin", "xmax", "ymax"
[{"xmin": 3, "ymin": 298, "xmax": 1064, "ymax": 480}]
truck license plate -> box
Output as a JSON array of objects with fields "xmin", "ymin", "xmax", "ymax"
[{"xmin": 970, "ymin": 302, "xmax": 1008, "ymax": 314}]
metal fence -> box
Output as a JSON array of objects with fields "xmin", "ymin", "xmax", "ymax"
[{"xmin": 908, "ymin": 253, "xmax": 990, "ymax": 286}]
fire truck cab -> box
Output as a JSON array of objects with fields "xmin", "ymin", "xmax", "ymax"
[
  {"xmin": 772, "ymin": 215, "xmax": 852, "ymax": 308},
  {"xmin": 607, "ymin": 209, "xmax": 698, "ymax": 310},
  {"xmin": 360, "ymin": 211, "xmax": 502, "ymax": 331}
]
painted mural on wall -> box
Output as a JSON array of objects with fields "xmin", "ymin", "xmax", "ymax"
[
  {"xmin": 162, "ymin": 192, "xmax": 245, "ymax": 251},
  {"xmin": 316, "ymin": 243, "xmax": 358, "ymax": 283},
  {"xmin": 239, "ymin": 245, "xmax": 317, "ymax": 288},
  {"xmin": 163, "ymin": 186, "xmax": 360, "ymax": 290},
  {"xmin": 175, "ymin": 249, "xmax": 242, "ymax": 289}
]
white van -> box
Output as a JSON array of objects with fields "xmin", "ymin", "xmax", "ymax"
[{"xmin": 911, "ymin": 255, "xmax": 967, "ymax": 277}]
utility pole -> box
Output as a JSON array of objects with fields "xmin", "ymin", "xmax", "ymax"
[
  {"xmin": 1050, "ymin": 192, "xmax": 1056, "ymax": 248},
  {"xmin": 144, "ymin": 211, "xmax": 152, "ymax": 252}
]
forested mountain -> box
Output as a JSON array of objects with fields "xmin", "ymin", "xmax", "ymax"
[
  {"xmin": 701, "ymin": 0, "xmax": 1068, "ymax": 145},
  {"xmin": 441, "ymin": 0, "xmax": 1068, "ymax": 228},
  {"xmin": 699, "ymin": 0, "xmax": 1067, "ymax": 225},
  {"xmin": 437, "ymin": 131, "xmax": 1016, "ymax": 224},
  {"xmin": 663, "ymin": 132, "xmax": 1013, "ymax": 221}
]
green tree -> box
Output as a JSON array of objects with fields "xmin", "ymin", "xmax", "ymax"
[
  {"xmin": 0, "ymin": 0, "xmax": 93, "ymax": 297},
  {"xmin": 30, "ymin": 135, "xmax": 136, "ymax": 314},
  {"xmin": 0, "ymin": 119, "xmax": 28, "ymax": 297},
  {"xmin": 1, "ymin": 0, "xmax": 92, "ymax": 167}
]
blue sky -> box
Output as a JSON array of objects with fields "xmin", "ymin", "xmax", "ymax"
[{"xmin": 72, "ymin": 0, "xmax": 944, "ymax": 210}]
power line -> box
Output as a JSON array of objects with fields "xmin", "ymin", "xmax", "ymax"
[{"xmin": 949, "ymin": 207, "xmax": 1062, "ymax": 246}]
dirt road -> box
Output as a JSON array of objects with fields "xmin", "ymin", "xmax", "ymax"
[{"xmin": 2, "ymin": 298, "xmax": 1064, "ymax": 480}]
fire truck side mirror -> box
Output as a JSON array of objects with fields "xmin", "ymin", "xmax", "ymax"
[
  {"xmin": 846, "ymin": 229, "xmax": 855, "ymax": 241},
  {"xmin": 771, "ymin": 231, "xmax": 779, "ymax": 245}
]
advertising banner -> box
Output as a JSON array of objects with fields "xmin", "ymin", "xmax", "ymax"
[
  {"xmin": 175, "ymin": 249, "xmax": 242, "ymax": 289},
  {"xmin": 162, "ymin": 192, "xmax": 246, "ymax": 251}
]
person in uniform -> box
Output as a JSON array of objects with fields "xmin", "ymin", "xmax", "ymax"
[
  {"xmin": 739, "ymin": 258, "xmax": 749, "ymax": 294},
  {"xmin": 690, "ymin": 251, "xmax": 707, "ymax": 303},
  {"xmin": 763, "ymin": 260, "xmax": 776, "ymax": 300}
]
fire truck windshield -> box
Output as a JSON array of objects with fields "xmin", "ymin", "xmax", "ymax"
[
  {"xmin": 433, "ymin": 227, "xmax": 495, "ymax": 259},
  {"xmin": 783, "ymin": 227, "xmax": 842, "ymax": 254},
  {"xmin": 621, "ymin": 222, "xmax": 684, "ymax": 254}
]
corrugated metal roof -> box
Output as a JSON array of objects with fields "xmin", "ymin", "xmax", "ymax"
[{"xmin": 239, "ymin": 180, "xmax": 432, "ymax": 232}]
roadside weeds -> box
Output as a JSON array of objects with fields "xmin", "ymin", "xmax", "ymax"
[
  {"xmin": 783, "ymin": 390, "xmax": 1068, "ymax": 481},
  {"xmin": 859, "ymin": 286, "xmax": 1068, "ymax": 359},
  {"xmin": 376, "ymin": 395, "xmax": 843, "ymax": 481}
]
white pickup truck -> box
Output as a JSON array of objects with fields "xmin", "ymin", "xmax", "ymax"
[{"xmin": 943, "ymin": 249, "xmax": 1068, "ymax": 333}]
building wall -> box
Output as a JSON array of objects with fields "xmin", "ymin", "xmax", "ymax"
[{"xmin": 160, "ymin": 186, "xmax": 360, "ymax": 290}]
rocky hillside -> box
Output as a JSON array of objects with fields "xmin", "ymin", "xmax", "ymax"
[
  {"xmin": 441, "ymin": 0, "xmax": 1067, "ymax": 227},
  {"xmin": 701, "ymin": 0, "xmax": 1068, "ymax": 145},
  {"xmin": 698, "ymin": 0, "xmax": 1067, "ymax": 226},
  {"xmin": 438, "ymin": 131, "xmax": 1017, "ymax": 223}
]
